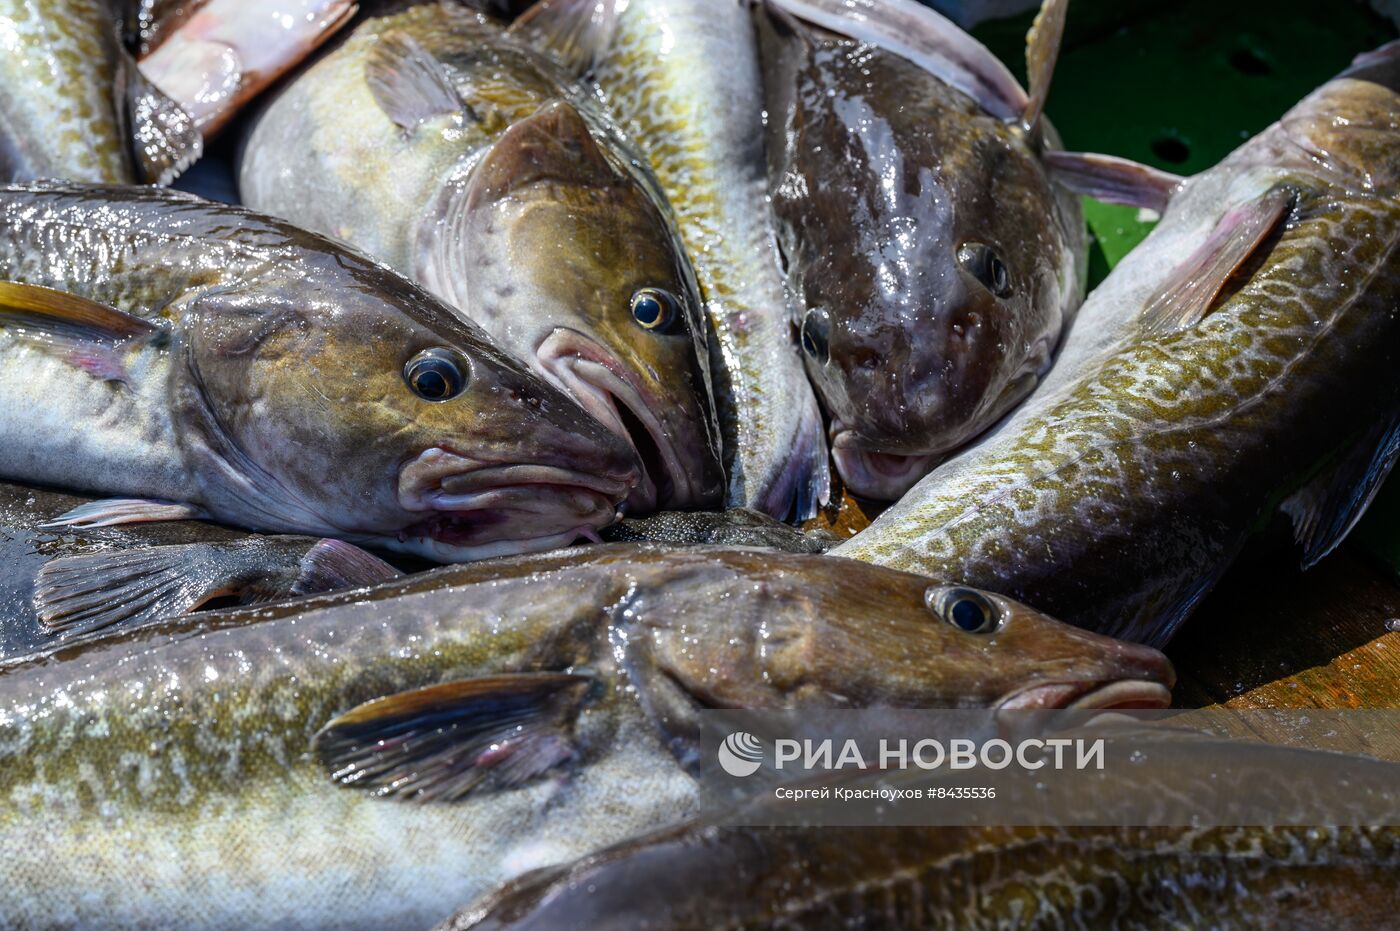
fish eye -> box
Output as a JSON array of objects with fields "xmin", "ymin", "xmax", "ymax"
[
  {"xmin": 631, "ymin": 288, "xmax": 681, "ymax": 332},
  {"xmin": 925, "ymin": 586, "xmax": 1001, "ymax": 634},
  {"xmin": 404, "ymin": 348, "xmax": 469, "ymax": 402},
  {"xmin": 957, "ymin": 243, "xmax": 1011, "ymax": 298},
  {"xmin": 800, "ymin": 308, "xmax": 830, "ymax": 364}
]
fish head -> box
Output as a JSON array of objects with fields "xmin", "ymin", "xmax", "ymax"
[
  {"xmin": 438, "ymin": 100, "xmax": 724, "ymax": 515},
  {"xmin": 627, "ymin": 552, "xmax": 1173, "ymax": 712},
  {"xmin": 174, "ymin": 253, "xmax": 640, "ymax": 562},
  {"xmin": 772, "ymin": 44, "xmax": 1078, "ymax": 500}
]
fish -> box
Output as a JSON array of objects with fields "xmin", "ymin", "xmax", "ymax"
[
  {"xmin": 0, "ymin": 0, "xmax": 201, "ymax": 183},
  {"xmin": 239, "ymin": 1, "xmax": 724, "ymax": 515},
  {"xmin": 0, "ymin": 543, "xmax": 1172, "ymax": 929},
  {"xmin": 834, "ymin": 43, "xmax": 1400, "ymax": 646},
  {"xmin": 0, "ymin": 181, "xmax": 641, "ymax": 563},
  {"xmin": 446, "ymin": 750, "xmax": 1400, "ymax": 930},
  {"xmin": 0, "ymin": 479, "xmax": 400, "ymax": 655},
  {"xmin": 600, "ymin": 507, "xmax": 836, "ymax": 553},
  {"xmin": 515, "ymin": 0, "xmax": 832, "ymax": 521},
  {"xmin": 755, "ymin": 0, "xmax": 1088, "ymax": 500},
  {"xmin": 137, "ymin": 0, "xmax": 359, "ymax": 137}
]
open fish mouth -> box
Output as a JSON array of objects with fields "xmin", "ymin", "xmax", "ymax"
[
  {"xmin": 829, "ymin": 423, "xmax": 940, "ymax": 500},
  {"xmin": 396, "ymin": 450, "xmax": 632, "ymax": 562},
  {"xmin": 537, "ymin": 328, "xmax": 694, "ymax": 514},
  {"xmin": 996, "ymin": 680, "xmax": 1174, "ymax": 711}
]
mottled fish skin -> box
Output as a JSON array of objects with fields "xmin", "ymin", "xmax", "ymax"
[
  {"xmin": 241, "ymin": 1, "xmax": 724, "ymax": 515},
  {"xmin": 0, "ymin": 0, "xmax": 134, "ymax": 182},
  {"xmin": 0, "ymin": 182, "xmax": 640, "ymax": 563},
  {"xmin": 600, "ymin": 507, "xmax": 835, "ymax": 553},
  {"xmin": 836, "ymin": 50, "xmax": 1400, "ymax": 646},
  {"xmin": 448, "ymin": 822, "xmax": 1400, "ymax": 930},
  {"xmin": 0, "ymin": 544, "xmax": 1169, "ymax": 929},
  {"xmin": 588, "ymin": 0, "xmax": 830, "ymax": 520},
  {"xmin": 758, "ymin": 3, "xmax": 1084, "ymax": 501}
]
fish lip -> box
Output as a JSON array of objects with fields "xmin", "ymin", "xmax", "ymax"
[
  {"xmin": 828, "ymin": 424, "xmax": 940, "ymax": 500},
  {"xmin": 536, "ymin": 327, "xmax": 694, "ymax": 513},
  {"xmin": 396, "ymin": 449, "xmax": 628, "ymax": 561},
  {"xmin": 996, "ymin": 680, "xmax": 1174, "ymax": 711}
]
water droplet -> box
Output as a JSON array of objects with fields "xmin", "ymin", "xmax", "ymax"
[
  {"xmin": 1386, "ymin": 618, "xmax": 1400, "ymax": 633},
  {"xmin": 1128, "ymin": 750, "xmax": 1147, "ymax": 765}
]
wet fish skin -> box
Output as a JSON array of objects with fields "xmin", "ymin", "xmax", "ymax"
[
  {"xmin": 836, "ymin": 47, "xmax": 1400, "ymax": 646},
  {"xmin": 0, "ymin": 182, "xmax": 640, "ymax": 562},
  {"xmin": 240, "ymin": 1, "xmax": 724, "ymax": 515},
  {"xmin": 600, "ymin": 507, "xmax": 835, "ymax": 553},
  {"xmin": 757, "ymin": 2, "xmax": 1084, "ymax": 501},
  {"xmin": 558, "ymin": 0, "xmax": 831, "ymax": 520},
  {"xmin": 0, "ymin": 544, "xmax": 1171, "ymax": 929},
  {"xmin": 0, "ymin": 480, "xmax": 398, "ymax": 658},
  {"xmin": 448, "ymin": 823, "xmax": 1400, "ymax": 930},
  {"xmin": 0, "ymin": 0, "xmax": 133, "ymax": 182}
]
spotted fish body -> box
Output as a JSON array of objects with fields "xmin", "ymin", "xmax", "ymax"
[
  {"xmin": 0, "ymin": 0, "xmax": 133, "ymax": 182},
  {"xmin": 0, "ymin": 544, "xmax": 1170, "ymax": 928},
  {"xmin": 581, "ymin": 0, "xmax": 831, "ymax": 520},
  {"xmin": 836, "ymin": 47, "xmax": 1400, "ymax": 646}
]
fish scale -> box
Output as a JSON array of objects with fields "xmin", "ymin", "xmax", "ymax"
[
  {"xmin": 835, "ymin": 49, "xmax": 1400, "ymax": 647},
  {"xmin": 588, "ymin": 0, "xmax": 830, "ymax": 519},
  {"xmin": 0, "ymin": 0, "xmax": 131, "ymax": 182}
]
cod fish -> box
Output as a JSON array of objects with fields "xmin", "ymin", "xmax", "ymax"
[
  {"xmin": 241, "ymin": 1, "xmax": 723, "ymax": 515},
  {"xmin": 0, "ymin": 0, "xmax": 200, "ymax": 183},
  {"xmin": 756, "ymin": 0, "xmax": 1089, "ymax": 500},
  {"xmin": 138, "ymin": 0, "xmax": 359, "ymax": 137},
  {"xmin": 517, "ymin": 0, "xmax": 831, "ymax": 521},
  {"xmin": 0, "ymin": 182, "xmax": 640, "ymax": 562},
  {"xmin": 449, "ymin": 751, "xmax": 1400, "ymax": 931},
  {"xmin": 0, "ymin": 544, "xmax": 1171, "ymax": 929},
  {"xmin": 836, "ymin": 43, "xmax": 1400, "ymax": 646},
  {"xmin": 601, "ymin": 507, "xmax": 835, "ymax": 553},
  {"xmin": 0, "ymin": 480, "xmax": 399, "ymax": 657}
]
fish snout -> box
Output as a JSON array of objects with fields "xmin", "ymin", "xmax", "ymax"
[
  {"xmin": 997, "ymin": 638, "xmax": 1176, "ymax": 712},
  {"xmin": 536, "ymin": 328, "xmax": 723, "ymax": 515}
]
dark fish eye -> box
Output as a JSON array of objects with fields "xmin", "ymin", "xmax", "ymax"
[
  {"xmin": 957, "ymin": 243, "xmax": 1012, "ymax": 298},
  {"xmin": 925, "ymin": 586, "xmax": 1001, "ymax": 634},
  {"xmin": 631, "ymin": 288, "xmax": 681, "ymax": 332},
  {"xmin": 404, "ymin": 348, "xmax": 469, "ymax": 402},
  {"xmin": 800, "ymin": 308, "xmax": 830, "ymax": 364}
]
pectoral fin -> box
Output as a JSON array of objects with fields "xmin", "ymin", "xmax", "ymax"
[
  {"xmin": 1139, "ymin": 187, "xmax": 1294, "ymax": 336},
  {"xmin": 1043, "ymin": 150, "xmax": 1185, "ymax": 212},
  {"xmin": 366, "ymin": 31, "xmax": 472, "ymax": 132},
  {"xmin": 510, "ymin": 0, "xmax": 625, "ymax": 77},
  {"xmin": 1022, "ymin": 0, "xmax": 1067, "ymax": 136},
  {"xmin": 314, "ymin": 673, "xmax": 592, "ymax": 802},
  {"xmin": 0, "ymin": 281, "xmax": 166, "ymax": 383},
  {"xmin": 42, "ymin": 498, "xmax": 206, "ymax": 529},
  {"xmin": 1282, "ymin": 414, "xmax": 1400, "ymax": 569},
  {"xmin": 763, "ymin": 0, "xmax": 1029, "ymax": 121}
]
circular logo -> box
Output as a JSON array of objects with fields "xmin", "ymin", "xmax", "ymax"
[{"xmin": 717, "ymin": 731, "xmax": 765, "ymax": 777}]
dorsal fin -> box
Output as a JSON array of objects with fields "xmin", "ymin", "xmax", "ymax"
[
  {"xmin": 1023, "ymin": 0, "xmax": 1068, "ymax": 136},
  {"xmin": 510, "ymin": 0, "xmax": 626, "ymax": 77},
  {"xmin": 366, "ymin": 31, "xmax": 471, "ymax": 132},
  {"xmin": 764, "ymin": 0, "xmax": 1029, "ymax": 121}
]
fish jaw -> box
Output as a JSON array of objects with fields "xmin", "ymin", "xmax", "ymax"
[
  {"xmin": 829, "ymin": 423, "xmax": 943, "ymax": 501},
  {"xmin": 536, "ymin": 328, "xmax": 718, "ymax": 514},
  {"xmin": 394, "ymin": 448, "xmax": 633, "ymax": 562},
  {"xmin": 996, "ymin": 652, "xmax": 1177, "ymax": 712}
]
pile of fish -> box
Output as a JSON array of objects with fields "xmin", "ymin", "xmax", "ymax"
[{"xmin": 0, "ymin": 0, "xmax": 1396, "ymax": 926}]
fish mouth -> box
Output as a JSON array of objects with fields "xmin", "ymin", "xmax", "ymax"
[
  {"xmin": 996, "ymin": 680, "xmax": 1174, "ymax": 711},
  {"xmin": 396, "ymin": 449, "xmax": 632, "ymax": 562},
  {"xmin": 536, "ymin": 328, "xmax": 694, "ymax": 514},
  {"xmin": 829, "ymin": 423, "xmax": 940, "ymax": 500}
]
